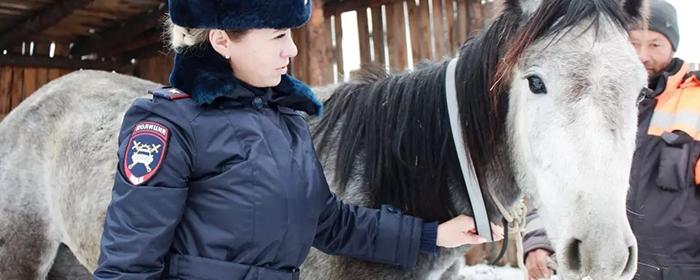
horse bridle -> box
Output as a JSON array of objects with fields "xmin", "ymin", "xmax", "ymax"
[{"xmin": 445, "ymin": 57, "xmax": 527, "ymax": 269}]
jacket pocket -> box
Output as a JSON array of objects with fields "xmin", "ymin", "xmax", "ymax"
[{"xmin": 656, "ymin": 131, "xmax": 694, "ymax": 192}]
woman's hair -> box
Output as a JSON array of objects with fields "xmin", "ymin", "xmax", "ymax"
[{"xmin": 163, "ymin": 15, "xmax": 249, "ymax": 51}]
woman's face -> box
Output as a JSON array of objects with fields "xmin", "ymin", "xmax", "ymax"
[{"xmin": 211, "ymin": 28, "xmax": 298, "ymax": 87}]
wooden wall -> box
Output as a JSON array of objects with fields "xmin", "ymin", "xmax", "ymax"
[
  {"xmin": 1, "ymin": 0, "xmax": 498, "ymax": 116},
  {"xmin": 0, "ymin": 66, "xmax": 71, "ymax": 115},
  {"xmin": 317, "ymin": 0, "xmax": 498, "ymax": 83}
]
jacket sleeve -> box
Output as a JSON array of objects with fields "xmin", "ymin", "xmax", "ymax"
[
  {"xmin": 93, "ymin": 100, "xmax": 193, "ymax": 280},
  {"xmin": 523, "ymin": 206, "xmax": 554, "ymax": 258},
  {"xmin": 310, "ymin": 159, "xmax": 437, "ymax": 269},
  {"xmin": 313, "ymin": 195, "xmax": 436, "ymax": 269}
]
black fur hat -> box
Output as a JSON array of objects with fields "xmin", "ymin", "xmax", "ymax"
[{"xmin": 168, "ymin": 0, "xmax": 312, "ymax": 29}]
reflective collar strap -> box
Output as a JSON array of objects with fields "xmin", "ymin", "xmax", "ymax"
[{"xmin": 444, "ymin": 57, "xmax": 493, "ymax": 242}]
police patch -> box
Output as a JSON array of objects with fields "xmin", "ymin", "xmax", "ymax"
[{"xmin": 123, "ymin": 121, "xmax": 169, "ymax": 185}]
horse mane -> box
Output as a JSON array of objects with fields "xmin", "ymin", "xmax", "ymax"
[{"xmin": 312, "ymin": 0, "xmax": 636, "ymax": 222}]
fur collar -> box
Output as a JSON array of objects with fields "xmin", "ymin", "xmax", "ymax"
[{"xmin": 169, "ymin": 43, "xmax": 322, "ymax": 116}]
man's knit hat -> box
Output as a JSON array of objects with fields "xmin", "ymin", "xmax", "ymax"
[{"xmin": 648, "ymin": 0, "xmax": 680, "ymax": 51}]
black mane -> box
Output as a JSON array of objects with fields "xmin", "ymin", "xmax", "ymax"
[{"xmin": 312, "ymin": 0, "xmax": 638, "ymax": 222}]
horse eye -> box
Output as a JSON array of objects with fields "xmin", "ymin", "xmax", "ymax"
[{"xmin": 527, "ymin": 75, "xmax": 547, "ymax": 94}]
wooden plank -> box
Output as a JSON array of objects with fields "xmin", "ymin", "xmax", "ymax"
[
  {"xmin": 10, "ymin": 67, "xmax": 23, "ymax": 109},
  {"xmin": 356, "ymin": 8, "xmax": 372, "ymax": 65},
  {"xmin": 324, "ymin": 18, "xmax": 335, "ymax": 83},
  {"xmin": 22, "ymin": 67, "xmax": 37, "ymax": 99},
  {"xmin": 388, "ymin": 1, "xmax": 407, "ymax": 71},
  {"xmin": 467, "ymin": 0, "xmax": 484, "ymax": 35},
  {"xmin": 432, "ymin": 0, "xmax": 446, "ymax": 59},
  {"xmin": 407, "ymin": 0, "xmax": 423, "ymax": 65},
  {"xmin": 0, "ymin": 55, "xmax": 129, "ymax": 71},
  {"xmin": 305, "ymin": 0, "xmax": 332, "ymax": 86},
  {"xmin": 0, "ymin": 0, "xmax": 97, "ymax": 49},
  {"xmin": 445, "ymin": 0, "xmax": 456, "ymax": 56},
  {"xmin": 0, "ymin": 67, "xmax": 12, "ymax": 115},
  {"xmin": 35, "ymin": 67, "xmax": 49, "ymax": 89},
  {"xmin": 457, "ymin": 0, "xmax": 469, "ymax": 45},
  {"xmin": 333, "ymin": 14, "xmax": 344, "ymax": 80},
  {"xmin": 370, "ymin": 6, "xmax": 386, "ymax": 65},
  {"xmin": 48, "ymin": 68, "xmax": 62, "ymax": 81},
  {"xmin": 418, "ymin": 0, "xmax": 431, "ymax": 60}
]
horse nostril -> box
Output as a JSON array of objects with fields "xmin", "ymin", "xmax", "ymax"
[
  {"xmin": 565, "ymin": 238, "xmax": 582, "ymax": 273},
  {"xmin": 622, "ymin": 245, "xmax": 636, "ymax": 276}
]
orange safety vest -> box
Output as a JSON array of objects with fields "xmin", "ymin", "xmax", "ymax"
[{"xmin": 647, "ymin": 62, "xmax": 700, "ymax": 184}]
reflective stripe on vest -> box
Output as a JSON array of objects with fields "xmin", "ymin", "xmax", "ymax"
[{"xmin": 647, "ymin": 63, "xmax": 700, "ymax": 184}]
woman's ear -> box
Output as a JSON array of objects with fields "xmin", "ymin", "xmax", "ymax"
[{"xmin": 209, "ymin": 29, "xmax": 232, "ymax": 59}]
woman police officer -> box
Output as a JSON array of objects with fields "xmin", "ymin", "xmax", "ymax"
[{"xmin": 93, "ymin": 1, "xmax": 502, "ymax": 279}]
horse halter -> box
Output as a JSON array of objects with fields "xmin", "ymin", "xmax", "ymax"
[{"xmin": 444, "ymin": 57, "xmax": 527, "ymax": 270}]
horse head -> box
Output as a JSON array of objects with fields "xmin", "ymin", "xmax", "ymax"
[{"xmin": 492, "ymin": 0, "xmax": 648, "ymax": 278}]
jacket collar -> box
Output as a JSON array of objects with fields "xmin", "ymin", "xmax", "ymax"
[
  {"xmin": 169, "ymin": 43, "xmax": 323, "ymax": 116},
  {"xmin": 649, "ymin": 58, "xmax": 685, "ymax": 96}
]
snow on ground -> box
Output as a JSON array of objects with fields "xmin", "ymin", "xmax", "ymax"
[{"xmin": 460, "ymin": 264, "xmax": 561, "ymax": 280}]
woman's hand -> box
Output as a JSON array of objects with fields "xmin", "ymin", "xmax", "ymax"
[{"xmin": 436, "ymin": 215, "xmax": 504, "ymax": 248}]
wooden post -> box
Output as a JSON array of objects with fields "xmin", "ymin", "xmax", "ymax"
[
  {"xmin": 418, "ymin": 0, "xmax": 431, "ymax": 60},
  {"xmin": 432, "ymin": 0, "xmax": 446, "ymax": 59},
  {"xmin": 467, "ymin": 0, "xmax": 484, "ymax": 35},
  {"xmin": 324, "ymin": 19, "xmax": 335, "ymax": 83},
  {"xmin": 356, "ymin": 8, "xmax": 372, "ymax": 65},
  {"xmin": 371, "ymin": 6, "xmax": 386, "ymax": 65},
  {"xmin": 457, "ymin": 0, "xmax": 469, "ymax": 45},
  {"xmin": 386, "ymin": 1, "xmax": 407, "ymax": 71},
  {"xmin": 334, "ymin": 14, "xmax": 345, "ymax": 81},
  {"xmin": 445, "ymin": 0, "xmax": 456, "ymax": 56},
  {"xmin": 304, "ymin": 0, "xmax": 332, "ymax": 86},
  {"xmin": 407, "ymin": 0, "xmax": 423, "ymax": 65}
]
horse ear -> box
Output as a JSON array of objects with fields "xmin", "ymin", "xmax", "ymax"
[{"xmin": 622, "ymin": 0, "xmax": 649, "ymax": 23}]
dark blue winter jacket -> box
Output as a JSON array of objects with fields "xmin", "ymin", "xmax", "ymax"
[{"xmin": 93, "ymin": 54, "xmax": 437, "ymax": 279}]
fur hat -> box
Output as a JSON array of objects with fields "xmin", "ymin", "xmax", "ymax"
[
  {"xmin": 648, "ymin": 0, "xmax": 680, "ymax": 51},
  {"xmin": 168, "ymin": 0, "xmax": 312, "ymax": 30}
]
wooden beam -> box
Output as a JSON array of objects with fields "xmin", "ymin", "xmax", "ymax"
[
  {"xmin": 118, "ymin": 43, "xmax": 166, "ymax": 61},
  {"xmin": 70, "ymin": 3, "xmax": 167, "ymax": 57},
  {"xmin": 0, "ymin": 55, "xmax": 129, "ymax": 71},
  {"xmin": 105, "ymin": 30, "xmax": 162, "ymax": 57},
  {"xmin": 0, "ymin": 0, "xmax": 96, "ymax": 50}
]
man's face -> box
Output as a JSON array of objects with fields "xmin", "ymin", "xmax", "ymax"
[{"xmin": 629, "ymin": 29, "xmax": 675, "ymax": 77}]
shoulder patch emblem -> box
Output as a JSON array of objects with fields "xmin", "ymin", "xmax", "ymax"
[
  {"xmin": 149, "ymin": 87, "xmax": 190, "ymax": 100},
  {"xmin": 123, "ymin": 121, "xmax": 169, "ymax": 185}
]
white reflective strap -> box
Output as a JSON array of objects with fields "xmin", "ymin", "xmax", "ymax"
[{"xmin": 445, "ymin": 57, "xmax": 493, "ymax": 242}]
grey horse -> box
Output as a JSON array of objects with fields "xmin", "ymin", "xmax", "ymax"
[{"xmin": 0, "ymin": 0, "xmax": 648, "ymax": 279}]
